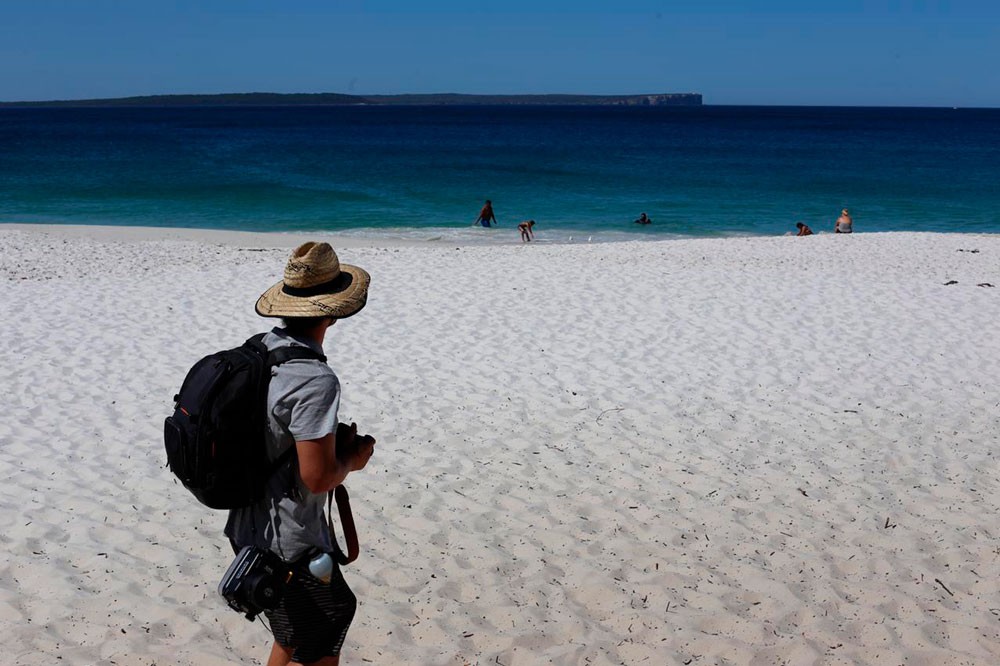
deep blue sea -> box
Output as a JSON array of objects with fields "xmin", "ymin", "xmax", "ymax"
[{"xmin": 1, "ymin": 105, "xmax": 998, "ymax": 242}]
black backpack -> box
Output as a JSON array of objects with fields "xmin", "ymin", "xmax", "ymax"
[{"xmin": 164, "ymin": 333, "xmax": 326, "ymax": 510}]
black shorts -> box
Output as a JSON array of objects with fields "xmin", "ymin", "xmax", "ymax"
[{"xmin": 265, "ymin": 556, "xmax": 357, "ymax": 662}]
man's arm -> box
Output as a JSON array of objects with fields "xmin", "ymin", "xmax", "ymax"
[
  {"xmin": 296, "ymin": 428, "xmax": 375, "ymax": 495},
  {"xmin": 296, "ymin": 434, "xmax": 347, "ymax": 494}
]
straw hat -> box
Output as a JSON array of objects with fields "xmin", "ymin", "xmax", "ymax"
[{"xmin": 256, "ymin": 242, "xmax": 370, "ymax": 319}]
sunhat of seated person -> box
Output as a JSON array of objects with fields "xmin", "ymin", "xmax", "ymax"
[{"xmin": 256, "ymin": 241, "xmax": 370, "ymax": 319}]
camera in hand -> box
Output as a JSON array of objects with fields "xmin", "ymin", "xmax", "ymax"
[
  {"xmin": 336, "ymin": 421, "xmax": 360, "ymax": 462},
  {"xmin": 218, "ymin": 545, "xmax": 292, "ymax": 620}
]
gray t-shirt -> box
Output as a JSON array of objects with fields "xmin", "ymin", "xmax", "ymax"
[{"xmin": 225, "ymin": 328, "xmax": 340, "ymax": 561}]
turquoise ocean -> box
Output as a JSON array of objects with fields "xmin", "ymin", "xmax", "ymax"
[{"xmin": 1, "ymin": 105, "xmax": 998, "ymax": 243}]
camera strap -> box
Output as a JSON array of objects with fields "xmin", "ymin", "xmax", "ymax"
[{"xmin": 327, "ymin": 485, "xmax": 359, "ymax": 565}]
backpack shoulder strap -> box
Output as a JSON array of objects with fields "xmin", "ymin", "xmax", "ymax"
[
  {"xmin": 245, "ymin": 332, "xmax": 268, "ymax": 354},
  {"xmin": 268, "ymin": 346, "xmax": 327, "ymax": 367},
  {"xmin": 246, "ymin": 332, "xmax": 327, "ymax": 367},
  {"xmin": 261, "ymin": 340, "xmax": 328, "ymax": 489},
  {"xmin": 267, "ymin": 444, "xmax": 296, "ymax": 476}
]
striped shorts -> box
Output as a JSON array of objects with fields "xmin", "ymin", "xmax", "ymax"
[{"xmin": 265, "ymin": 556, "xmax": 357, "ymax": 662}]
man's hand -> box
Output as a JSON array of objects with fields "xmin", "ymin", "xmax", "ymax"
[
  {"xmin": 336, "ymin": 421, "xmax": 376, "ymax": 471},
  {"xmin": 351, "ymin": 434, "xmax": 375, "ymax": 471}
]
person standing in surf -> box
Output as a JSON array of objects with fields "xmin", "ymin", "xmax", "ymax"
[{"xmin": 476, "ymin": 200, "xmax": 498, "ymax": 227}]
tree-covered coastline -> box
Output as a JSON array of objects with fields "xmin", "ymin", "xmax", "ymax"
[{"xmin": 0, "ymin": 92, "xmax": 702, "ymax": 107}]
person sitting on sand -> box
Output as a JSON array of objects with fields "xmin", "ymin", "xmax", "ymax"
[
  {"xmin": 835, "ymin": 208, "xmax": 853, "ymax": 234},
  {"xmin": 476, "ymin": 200, "xmax": 498, "ymax": 228},
  {"xmin": 518, "ymin": 220, "xmax": 535, "ymax": 242},
  {"xmin": 796, "ymin": 222, "xmax": 813, "ymax": 236},
  {"xmin": 634, "ymin": 212, "xmax": 652, "ymax": 225}
]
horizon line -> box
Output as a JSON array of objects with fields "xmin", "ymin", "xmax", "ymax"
[{"xmin": 1, "ymin": 93, "xmax": 995, "ymax": 110}]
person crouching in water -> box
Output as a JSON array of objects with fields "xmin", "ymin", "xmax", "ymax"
[
  {"xmin": 518, "ymin": 219, "xmax": 535, "ymax": 242},
  {"xmin": 226, "ymin": 241, "xmax": 376, "ymax": 666}
]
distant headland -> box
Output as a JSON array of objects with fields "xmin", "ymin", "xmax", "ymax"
[{"xmin": 0, "ymin": 92, "xmax": 702, "ymax": 108}]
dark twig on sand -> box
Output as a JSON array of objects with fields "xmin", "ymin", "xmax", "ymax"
[
  {"xmin": 934, "ymin": 578, "xmax": 955, "ymax": 597},
  {"xmin": 596, "ymin": 407, "xmax": 624, "ymax": 423}
]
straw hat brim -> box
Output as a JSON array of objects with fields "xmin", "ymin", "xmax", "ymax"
[{"xmin": 255, "ymin": 264, "xmax": 370, "ymax": 319}]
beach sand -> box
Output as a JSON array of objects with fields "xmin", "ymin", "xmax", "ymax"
[{"xmin": 2, "ymin": 225, "xmax": 999, "ymax": 665}]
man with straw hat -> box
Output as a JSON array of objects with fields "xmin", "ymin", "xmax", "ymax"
[{"xmin": 226, "ymin": 241, "xmax": 375, "ymax": 666}]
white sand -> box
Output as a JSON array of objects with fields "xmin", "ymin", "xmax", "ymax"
[{"xmin": 2, "ymin": 224, "xmax": 999, "ymax": 665}]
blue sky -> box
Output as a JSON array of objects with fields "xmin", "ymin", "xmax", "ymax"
[{"xmin": 2, "ymin": 0, "xmax": 998, "ymax": 106}]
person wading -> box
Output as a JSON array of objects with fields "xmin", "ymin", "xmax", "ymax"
[{"xmin": 476, "ymin": 199, "xmax": 498, "ymax": 227}]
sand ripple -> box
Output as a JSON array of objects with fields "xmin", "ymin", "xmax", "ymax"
[{"xmin": 1, "ymin": 228, "xmax": 998, "ymax": 664}]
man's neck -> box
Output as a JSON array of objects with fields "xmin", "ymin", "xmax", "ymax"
[
  {"xmin": 307, "ymin": 320, "xmax": 332, "ymax": 347},
  {"xmin": 281, "ymin": 324, "xmax": 327, "ymax": 349}
]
